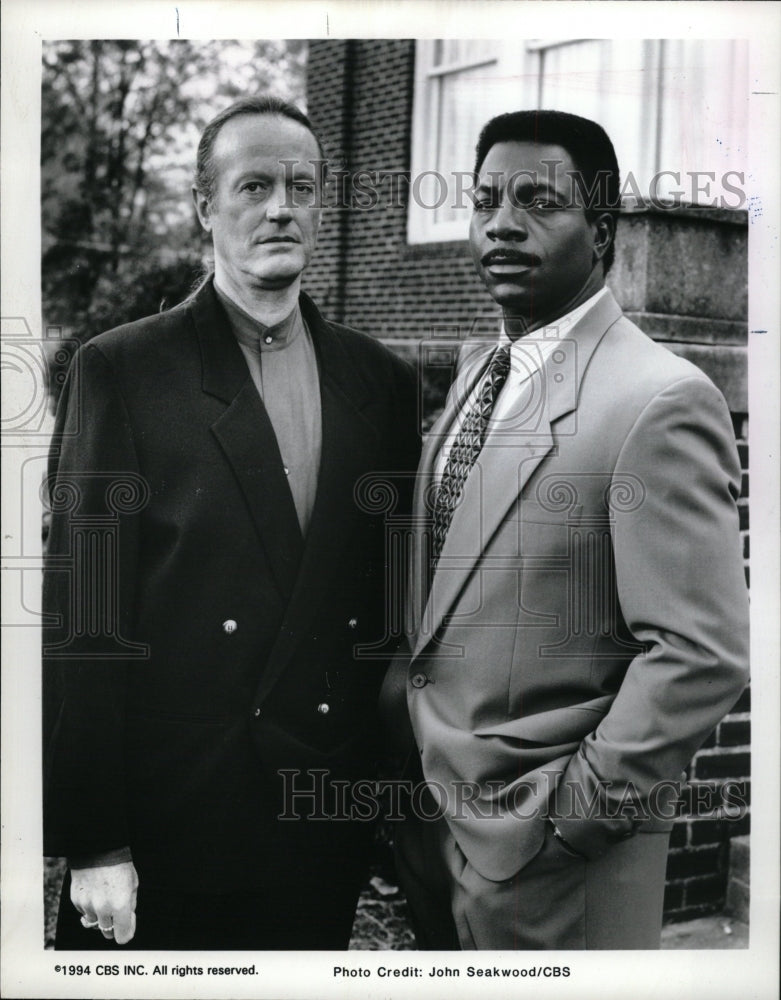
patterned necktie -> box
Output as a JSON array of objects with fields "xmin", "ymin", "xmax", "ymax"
[{"xmin": 430, "ymin": 343, "xmax": 513, "ymax": 567}]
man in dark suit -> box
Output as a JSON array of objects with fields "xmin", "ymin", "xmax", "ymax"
[
  {"xmin": 381, "ymin": 110, "xmax": 749, "ymax": 949},
  {"xmin": 43, "ymin": 96, "xmax": 419, "ymax": 949}
]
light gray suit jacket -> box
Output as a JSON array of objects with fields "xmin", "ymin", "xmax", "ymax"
[{"xmin": 393, "ymin": 289, "xmax": 749, "ymax": 882}]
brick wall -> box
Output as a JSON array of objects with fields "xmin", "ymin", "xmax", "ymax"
[
  {"xmin": 304, "ymin": 39, "xmax": 496, "ymax": 341},
  {"xmin": 306, "ymin": 39, "xmax": 751, "ymax": 922},
  {"xmin": 664, "ymin": 413, "xmax": 750, "ymax": 921},
  {"xmin": 302, "ymin": 39, "xmax": 354, "ymax": 318}
]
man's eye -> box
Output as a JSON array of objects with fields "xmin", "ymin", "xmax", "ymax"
[
  {"xmin": 291, "ymin": 183, "xmax": 317, "ymax": 206},
  {"xmin": 527, "ymin": 197, "xmax": 561, "ymax": 211},
  {"xmin": 473, "ymin": 195, "xmax": 498, "ymax": 211},
  {"xmin": 242, "ymin": 182, "xmax": 267, "ymax": 194}
]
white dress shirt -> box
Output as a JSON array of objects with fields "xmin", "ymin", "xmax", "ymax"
[{"xmin": 434, "ymin": 288, "xmax": 608, "ymax": 482}]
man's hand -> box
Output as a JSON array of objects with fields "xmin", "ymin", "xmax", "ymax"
[{"xmin": 70, "ymin": 862, "xmax": 139, "ymax": 945}]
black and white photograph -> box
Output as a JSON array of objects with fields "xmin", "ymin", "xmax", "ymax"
[{"xmin": 2, "ymin": 2, "xmax": 779, "ymax": 998}]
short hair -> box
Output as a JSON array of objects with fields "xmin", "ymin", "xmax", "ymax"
[
  {"xmin": 473, "ymin": 110, "xmax": 621, "ymax": 273},
  {"xmin": 194, "ymin": 96, "xmax": 325, "ymax": 205}
]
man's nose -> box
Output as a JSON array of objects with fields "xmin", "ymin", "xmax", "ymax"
[
  {"xmin": 486, "ymin": 199, "xmax": 529, "ymax": 241},
  {"xmin": 266, "ymin": 183, "xmax": 294, "ymax": 223}
]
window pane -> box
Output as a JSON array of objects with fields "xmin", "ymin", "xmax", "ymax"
[
  {"xmin": 433, "ymin": 62, "xmax": 523, "ymax": 223},
  {"xmin": 539, "ymin": 39, "xmax": 657, "ymax": 197},
  {"xmin": 433, "ymin": 38, "xmax": 497, "ymax": 69},
  {"xmin": 409, "ymin": 37, "xmax": 748, "ymax": 243},
  {"xmin": 656, "ymin": 39, "xmax": 748, "ymax": 205}
]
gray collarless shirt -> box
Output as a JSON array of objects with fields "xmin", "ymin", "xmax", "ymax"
[{"xmin": 215, "ymin": 283, "xmax": 322, "ymax": 536}]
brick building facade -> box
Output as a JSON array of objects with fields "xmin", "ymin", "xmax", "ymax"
[{"xmin": 303, "ymin": 38, "xmax": 750, "ymax": 923}]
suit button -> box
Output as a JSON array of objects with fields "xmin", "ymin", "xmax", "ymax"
[
  {"xmin": 410, "ymin": 673, "xmax": 429, "ymax": 689},
  {"xmin": 317, "ymin": 702, "xmax": 330, "ymax": 715},
  {"xmin": 253, "ymin": 708, "xmax": 261, "ymax": 717},
  {"xmin": 348, "ymin": 617, "xmax": 358, "ymax": 629},
  {"xmin": 222, "ymin": 619, "xmax": 238, "ymax": 634}
]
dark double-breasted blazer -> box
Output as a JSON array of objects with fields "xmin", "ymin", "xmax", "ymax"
[{"xmin": 43, "ymin": 278, "xmax": 420, "ymax": 891}]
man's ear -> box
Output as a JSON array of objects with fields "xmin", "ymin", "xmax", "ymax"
[
  {"xmin": 192, "ymin": 186, "xmax": 212, "ymax": 232},
  {"xmin": 592, "ymin": 212, "xmax": 615, "ymax": 264}
]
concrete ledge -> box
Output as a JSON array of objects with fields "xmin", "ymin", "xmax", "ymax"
[
  {"xmin": 662, "ymin": 342, "xmax": 747, "ymax": 412},
  {"xmin": 725, "ymin": 835, "xmax": 750, "ymax": 923},
  {"xmin": 625, "ymin": 312, "xmax": 747, "ymax": 346}
]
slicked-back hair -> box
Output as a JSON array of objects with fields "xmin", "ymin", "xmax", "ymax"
[
  {"xmin": 194, "ymin": 95, "xmax": 325, "ymax": 205},
  {"xmin": 474, "ymin": 110, "xmax": 621, "ymax": 272}
]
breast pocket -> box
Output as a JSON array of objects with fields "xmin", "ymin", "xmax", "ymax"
[{"xmin": 516, "ymin": 499, "xmax": 582, "ymax": 558}]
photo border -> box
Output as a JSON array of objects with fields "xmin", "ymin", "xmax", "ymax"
[{"xmin": 2, "ymin": 2, "xmax": 779, "ymax": 998}]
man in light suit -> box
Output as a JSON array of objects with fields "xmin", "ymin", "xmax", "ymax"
[
  {"xmin": 380, "ymin": 110, "xmax": 749, "ymax": 949},
  {"xmin": 43, "ymin": 96, "xmax": 419, "ymax": 949}
]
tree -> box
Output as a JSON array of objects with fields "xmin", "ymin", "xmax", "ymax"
[{"xmin": 41, "ymin": 39, "xmax": 307, "ymax": 381}]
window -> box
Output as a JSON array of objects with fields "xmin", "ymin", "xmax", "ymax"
[
  {"xmin": 408, "ymin": 40, "xmax": 532, "ymax": 243},
  {"xmin": 408, "ymin": 39, "xmax": 748, "ymax": 244}
]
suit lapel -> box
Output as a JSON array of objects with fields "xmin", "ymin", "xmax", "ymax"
[
  {"xmin": 409, "ymin": 341, "xmax": 496, "ymax": 640},
  {"xmin": 191, "ymin": 280, "xmax": 303, "ymax": 601},
  {"xmin": 253, "ymin": 295, "xmax": 380, "ymax": 703},
  {"xmin": 412, "ymin": 290, "xmax": 623, "ymax": 660}
]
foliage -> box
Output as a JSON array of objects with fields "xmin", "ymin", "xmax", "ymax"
[{"xmin": 41, "ymin": 39, "xmax": 307, "ymax": 386}]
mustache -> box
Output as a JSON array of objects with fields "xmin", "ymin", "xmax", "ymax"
[{"xmin": 481, "ymin": 247, "xmax": 540, "ymax": 267}]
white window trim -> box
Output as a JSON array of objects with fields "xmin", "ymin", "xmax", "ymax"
[
  {"xmin": 408, "ymin": 41, "xmax": 502, "ymax": 245},
  {"xmin": 407, "ymin": 39, "xmax": 748, "ymax": 245}
]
